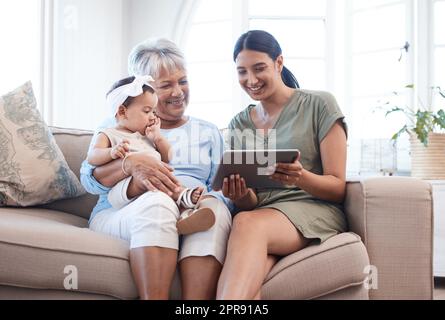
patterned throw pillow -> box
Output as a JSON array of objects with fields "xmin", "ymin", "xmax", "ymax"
[{"xmin": 0, "ymin": 82, "xmax": 85, "ymax": 206}]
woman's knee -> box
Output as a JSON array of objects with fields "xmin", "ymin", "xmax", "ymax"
[
  {"xmin": 128, "ymin": 192, "xmax": 181, "ymax": 249},
  {"xmin": 180, "ymin": 199, "xmax": 232, "ymax": 264},
  {"xmin": 232, "ymin": 211, "xmax": 266, "ymax": 233},
  {"xmin": 128, "ymin": 192, "xmax": 180, "ymax": 233},
  {"xmin": 137, "ymin": 191, "xmax": 179, "ymax": 217},
  {"xmin": 139, "ymin": 190, "xmax": 176, "ymax": 205}
]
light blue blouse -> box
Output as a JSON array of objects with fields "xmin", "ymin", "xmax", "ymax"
[{"xmin": 80, "ymin": 116, "xmax": 233, "ymax": 223}]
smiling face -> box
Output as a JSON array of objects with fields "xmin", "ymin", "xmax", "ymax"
[
  {"xmin": 236, "ymin": 49, "xmax": 284, "ymax": 102},
  {"xmin": 153, "ymin": 67, "xmax": 190, "ymax": 122},
  {"xmin": 119, "ymin": 91, "xmax": 158, "ymax": 135}
]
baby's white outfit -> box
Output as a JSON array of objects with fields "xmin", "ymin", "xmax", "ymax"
[{"xmin": 100, "ymin": 128, "xmax": 160, "ymax": 160}]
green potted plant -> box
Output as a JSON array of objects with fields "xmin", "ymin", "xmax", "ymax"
[{"xmin": 382, "ymin": 85, "xmax": 445, "ymax": 180}]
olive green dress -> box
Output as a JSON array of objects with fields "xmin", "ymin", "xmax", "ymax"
[{"xmin": 228, "ymin": 89, "xmax": 348, "ymax": 243}]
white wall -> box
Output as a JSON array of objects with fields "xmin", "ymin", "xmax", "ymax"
[
  {"xmin": 51, "ymin": 0, "xmax": 186, "ymax": 130},
  {"xmin": 0, "ymin": 1, "xmax": 41, "ymax": 99},
  {"xmin": 52, "ymin": 0, "xmax": 125, "ymax": 129},
  {"xmin": 124, "ymin": 0, "xmax": 184, "ymax": 56}
]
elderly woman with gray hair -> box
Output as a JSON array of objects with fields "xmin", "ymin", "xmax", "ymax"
[{"xmin": 80, "ymin": 38, "xmax": 232, "ymax": 300}]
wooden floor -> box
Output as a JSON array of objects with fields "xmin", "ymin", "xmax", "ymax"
[{"xmin": 434, "ymin": 278, "xmax": 445, "ymax": 300}]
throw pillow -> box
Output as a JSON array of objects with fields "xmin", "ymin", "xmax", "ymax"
[{"xmin": 0, "ymin": 82, "xmax": 85, "ymax": 206}]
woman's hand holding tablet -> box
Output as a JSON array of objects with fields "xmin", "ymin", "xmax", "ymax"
[
  {"xmin": 270, "ymin": 155, "xmax": 304, "ymax": 188},
  {"xmin": 211, "ymin": 149, "xmax": 301, "ymax": 191},
  {"xmin": 221, "ymin": 174, "xmax": 251, "ymax": 201}
]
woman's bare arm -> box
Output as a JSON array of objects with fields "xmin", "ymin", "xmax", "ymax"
[
  {"xmin": 93, "ymin": 158, "xmax": 127, "ymax": 188},
  {"xmin": 93, "ymin": 152, "xmax": 183, "ymax": 196},
  {"xmin": 274, "ymin": 122, "xmax": 347, "ymax": 203},
  {"xmin": 298, "ymin": 121, "xmax": 347, "ymax": 203},
  {"xmin": 273, "ymin": 121, "xmax": 347, "ymax": 204}
]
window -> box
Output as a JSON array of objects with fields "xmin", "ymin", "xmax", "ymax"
[
  {"xmin": 0, "ymin": 0, "xmax": 42, "ymax": 107},
  {"xmin": 433, "ymin": 0, "xmax": 445, "ymax": 109},
  {"xmin": 183, "ymin": 0, "xmax": 329, "ymax": 129},
  {"xmin": 345, "ymin": 0, "xmax": 413, "ymax": 174},
  {"xmin": 2, "ymin": 1, "xmax": 440, "ymax": 177},
  {"xmin": 184, "ymin": 0, "xmax": 428, "ymax": 175},
  {"xmin": 0, "ymin": 0, "xmax": 127, "ymax": 130},
  {"xmin": 184, "ymin": 0, "xmax": 235, "ymax": 129},
  {"xmin": 248, "ymin": 0, "xmax": 328, "ymax": 90}
]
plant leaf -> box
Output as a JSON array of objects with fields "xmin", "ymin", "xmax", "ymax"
[
  {"xmin": 391, "ymin": 125, "xmax": 408, "ymax": 142},
  {"xmin": 385, "ymin": 107, "xmax": 405, "ymax": 117},
  {"xmin": 433, "ymin": 109, "xmax": 445, "ymax": 130},
  {"xmin": 414, "ymin": 111, "xmax": 434, "ymax": 146}
]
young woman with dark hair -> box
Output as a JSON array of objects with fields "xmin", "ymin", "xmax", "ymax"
[{"xmin": 217, "ymin": 30, "xmax": 348, "ymax": 300}]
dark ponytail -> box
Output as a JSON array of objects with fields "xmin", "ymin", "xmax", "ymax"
[
  {"xmin": 282, "ymin": 66, "xmax": 300, "ymax": 89},
  {"xmin": 233, "ymin": 30, "xmax": 300, "ymax": 89}
]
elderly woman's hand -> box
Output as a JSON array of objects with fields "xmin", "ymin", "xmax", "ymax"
[
  {"xmin": 124, "ymin": 152, "xmax": 182, "ymax": 196},
  {"xmin": 270, "ymin": 158, "xmax": 304, "ymax": 187}
]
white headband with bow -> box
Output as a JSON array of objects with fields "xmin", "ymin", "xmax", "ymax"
[{"xmin": 107, "ymin": 75, "xmax": 155, "ymax": 116}]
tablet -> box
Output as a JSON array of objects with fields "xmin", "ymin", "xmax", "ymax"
[{"xmin": 211, "ymin": 149, "xmax": 300, "ymax": 191}]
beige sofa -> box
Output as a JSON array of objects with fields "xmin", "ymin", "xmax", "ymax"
[{"xmin": 0, "ymin": 127, "xmax": 434, "ymax": 300}]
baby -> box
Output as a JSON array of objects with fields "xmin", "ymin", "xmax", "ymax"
[{"xmin": 87, "ymin": 75, "xmax": 215, "ymax": 235}]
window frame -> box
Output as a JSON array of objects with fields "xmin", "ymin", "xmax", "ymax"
[{"xmin": 40, "ymin": 0, "xmax": 55, "ymax": 125}]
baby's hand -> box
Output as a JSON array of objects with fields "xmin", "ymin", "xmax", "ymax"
[
  {"xmin": 110, "ymin": 139, "xmax": 130, "ymax": 159},
  {"xmin": 146, "ymin": 117, "xmax": 162, "ymax": 142}
]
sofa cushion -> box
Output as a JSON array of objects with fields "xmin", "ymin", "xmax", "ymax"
[
  {"xmin": 0, "ymin": 208, "xmax": 137, "ymax": 299},
  {"xmin": 0, "ymin": 82, "xmax": 85, "ymax": 207},
  {"xmin": 37, "ymin": 127, "xmax": 98, "ymax": 220},
  {"xmin": 262, "ymin": 232, "xmax": 370, "ymax": 300},
  {"xmin": 49, "ymin": 126, "xmax": 94, "ymax": 181},
  {"xmin": 0, "ymin": 208, "xmax": 369, "ymax": 300}
]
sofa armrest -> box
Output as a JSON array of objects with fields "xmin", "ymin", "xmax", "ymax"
[{"xmin": 344, "ymin": 177, "xmax": 433, "ymax": 300}]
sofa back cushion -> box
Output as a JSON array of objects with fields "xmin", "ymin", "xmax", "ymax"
[
  {"xmin": 0, "ymin": 82, "xmax": 86, "ymax": 207},
  {"xmin": 38, "ymin": 127, "xmax": 98, "ymax": 220}
]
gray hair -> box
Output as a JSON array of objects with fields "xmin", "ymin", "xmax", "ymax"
[{"xmin": 128, "ymin": 38, "xmax": 186, "ymax": 79}]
